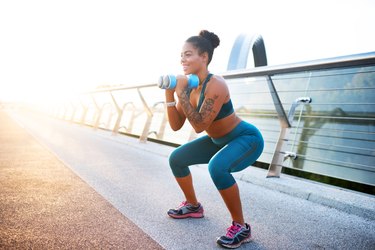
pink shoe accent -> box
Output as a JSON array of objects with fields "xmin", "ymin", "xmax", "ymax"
[
  {"xmin": 167, "ymin": 201, "xmax": 204, "ymax": 219},
  {"xmin": 226, "ymin": 222, "xmax": 243, "ymax": 238}
]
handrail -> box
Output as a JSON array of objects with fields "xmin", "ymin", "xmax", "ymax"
[
  {"xmin": 81, "ymin": 52, "xmax": 375, "ymax": 94},
  {"xmin": 223, "ymin": 52, "xmax": 375, "ymax": 78},
  {"xmin": 86, "ymin": 83, "xmax": 156, "ymax": 94}
]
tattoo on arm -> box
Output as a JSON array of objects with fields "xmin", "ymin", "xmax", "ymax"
[{"xmin": 178, "ymin": 90, "xmax": 217, "ymax": 126}]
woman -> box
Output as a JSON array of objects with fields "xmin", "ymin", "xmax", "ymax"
[{"xmin": 164, "ymin": 30, "xmax": 264, "ymax": 249}]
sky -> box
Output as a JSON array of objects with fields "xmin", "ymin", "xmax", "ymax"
[{"xmin": 0, "ymin": 0, "xmax": 374, "ymax": 102}]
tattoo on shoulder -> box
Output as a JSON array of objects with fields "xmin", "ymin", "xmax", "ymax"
[
  {"xmin": 179, "ymin": 91, "xmax": 219, "ymax": 125},
  {"xmin": 201, "ymin": 97, "xmax": 216, "ymax": 118}
]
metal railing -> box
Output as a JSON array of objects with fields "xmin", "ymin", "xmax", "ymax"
[
  {"xmin": 23, "ymin": 28, "xmax": 370, "ymax": 192},
  {"xmin": 223, "ymin": 52, "xmax": 375, "ymax": 186},
  {"xmin": 47, "ymin": 51, "xmax": 375, "ymax": 190}
]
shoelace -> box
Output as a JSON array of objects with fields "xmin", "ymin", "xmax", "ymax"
[
  {"xmin": 177, "ymin": 201, "xmax": 188, "ymax": 209},
  {"xmin": 226, "ymin": 224, "xmax": 242, "ymax": 238}
]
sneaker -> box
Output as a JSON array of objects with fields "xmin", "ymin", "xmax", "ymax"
[
  {"xmin": 216, "ymin": 221, "xmax": 252, "ymax": 249},
  {"xmin": 167, "ymin": 201, "xmax": 204, "ymax": 219}
]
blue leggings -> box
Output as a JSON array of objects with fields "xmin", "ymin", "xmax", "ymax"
[{"xmin": 169, "ymin": 121, "xmax": 264, "ymax": 190}]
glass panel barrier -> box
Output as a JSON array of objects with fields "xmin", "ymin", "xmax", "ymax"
[{"xmin": 271, "ymin": 66, "xmax": 375, "ymax": 185}]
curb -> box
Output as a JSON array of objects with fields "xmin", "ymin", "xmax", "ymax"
[{"xmin": 234, "ymin": 167, "xmax": 375, "ymax": 221}]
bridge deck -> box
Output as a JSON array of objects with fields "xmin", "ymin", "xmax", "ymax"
[
  {"xmin": 1, "ymin": 109, "xmax": 374, "ymax": 250},
  {"xmin": 0, "ymin": 110, "xmax": 163, "ymax": 249}
]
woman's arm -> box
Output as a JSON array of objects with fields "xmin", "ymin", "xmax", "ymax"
[
  {"xmin": 165, "ymin": 89, "xmax": 186, "ymax": 131},
  {"xmin": 176, "ymin": 75, "xmax": 228, "ymax": 133}
]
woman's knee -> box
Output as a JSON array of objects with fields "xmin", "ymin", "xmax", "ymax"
[
  {"xmin": 169, "ymin": 148, "xmax": 190, "ymax": 178},
  {"xmin": 168, "ymin": 148, "xmax": 180, "ymax": 167},
  {"xmin": 208, "ymin": 161, "xmax": 236, "ymax": 190}
]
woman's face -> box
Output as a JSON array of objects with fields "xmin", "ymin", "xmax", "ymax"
[{"xmin": 180, "ymin": 42, "xmax": 207, "ymax": 75}]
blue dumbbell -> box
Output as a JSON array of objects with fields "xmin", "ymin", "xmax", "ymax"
[{"xmin": 158, "ymin": 74, "xmax": 199, "ymax": 89}]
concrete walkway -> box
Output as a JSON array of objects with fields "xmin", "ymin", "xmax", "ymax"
[
  {"xmin": 1, "ymin": 108, "xmax": 375, "ymax": 250},
  {"xmin": 0, "ymin": 110, "xmax": 163, "ymax": 249}
]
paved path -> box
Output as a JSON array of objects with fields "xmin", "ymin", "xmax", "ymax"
[
  {"xmin": 0, "ymin": 110, "xmax": 163, "ymax": 249},
  {"xmin": 1, "ymin": 108, "xmax": 375, "ymax": 249}
]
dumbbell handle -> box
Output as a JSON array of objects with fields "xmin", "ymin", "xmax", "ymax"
[{"xmin": 158, "ymin": 74, "xmax": 199, "ymax": 89}]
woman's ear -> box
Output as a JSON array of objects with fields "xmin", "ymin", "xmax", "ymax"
[{"xmin": 202, "ymin": 52, "xmax": 209, "ymax": 65}]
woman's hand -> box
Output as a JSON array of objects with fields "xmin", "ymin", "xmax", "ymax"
[
  {"xmin": 165, "ymin": 88, "xmax": 175, "ymax": 100},
  {"xmin": 164, "ymin": 77, "xmax": 187, "ymax": 131},
  {"xmin": 175, "ymin": 75, "xmax": 189, "ymax": 97}
]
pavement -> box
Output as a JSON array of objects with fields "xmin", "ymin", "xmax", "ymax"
[
  {"xmin": 0, "ymin": 109, "xmax": 163, "ymax": 249},
  {"xmin": 1, "ymin": 107, "xmax": 375, "ymax": 250}
]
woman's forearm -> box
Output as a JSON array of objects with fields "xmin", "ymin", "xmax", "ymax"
[{"xmin": 165, "ymin": 90, "xmax": 185, "ymax": 130}]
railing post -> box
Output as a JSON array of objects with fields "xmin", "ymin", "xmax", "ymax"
[
  {"xmin": 266, "ymin": 75, "xmax": 291, "ymax": 177},
  {"xmin": 137, "ymin": 85, "xmax": 165, "ymax": 142},
  {"xmin": 108, "ymin": 92, "xmax": 122, "ymax": 135},
  {"xmin": 267, "ymin": 128, "xmax": 290, "ymax": 177},
  {"xmin": 266, "ymin": 76, "xmax": 290, "ymax": 128},
  {"xmin": 157, "ymin": 104, "xmax": 168, "ymax": 140},
  {"xmin": 112, "ymin": 102, "xmax": 133, "ymax": 135},
  {"xmin": 267, "ymin": 84, "xmax": 312, "ymax": 177},
  {"xmin": 80, "ymin": 101, "xmax": 88, "ymax": 125},
  {"xmin": 126, "ymin": 103, "xmax": 136, "ymax": 133},
  {"xmin": 142, "ymin": 101, "xmax": 164, "ymax": 141},
  {"xmin": 91, "ymin": 95, "xmax": 102, "ymax": 130},
  {"xmin": 98, "ymin": 103, "xmax": 112, "ymax": 129},
  {"xmin": 137, "ymin": 88, "xmax": 154, "ymax": 142},
  {"xmin": 91, "ymin": 96, "xmax": 111, "ymax": 130}
]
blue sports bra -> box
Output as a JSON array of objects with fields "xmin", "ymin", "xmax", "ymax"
[{"xmin": 196, "ymin": 74, "xmax": 234, "ymax": 121}]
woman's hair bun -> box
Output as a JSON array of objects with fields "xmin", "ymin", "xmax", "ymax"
[{"xmin": 199, "ymin": 30, "xmax": 220, "ymax": 49}]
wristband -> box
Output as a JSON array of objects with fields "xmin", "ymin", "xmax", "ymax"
[{"xmin": 166, "ymin": 101, "xmax": 176, "ymax": 107}]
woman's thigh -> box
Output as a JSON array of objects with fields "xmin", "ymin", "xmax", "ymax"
[
  {"xmin": 169, "ymin": 135, "xmax": 221, "ymax": 174},
  {"xmin": 210, "ymin": 134, "xmax": 264, "ymax": 173}
]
